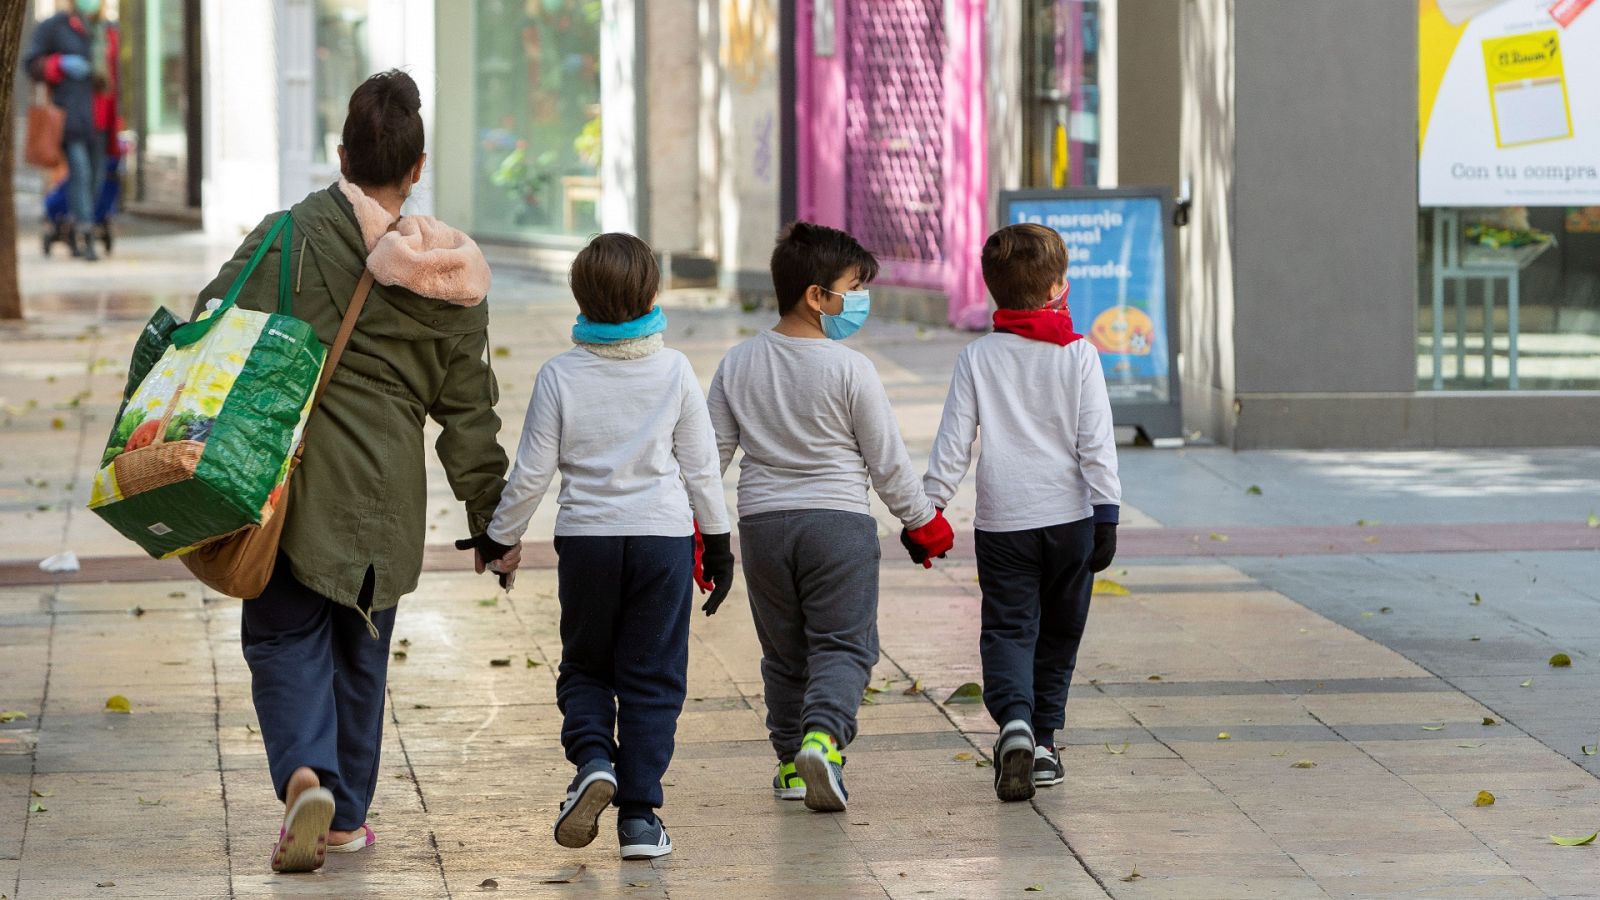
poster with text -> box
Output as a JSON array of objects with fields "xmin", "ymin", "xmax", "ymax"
[
  {"xmin": 1007, "ymin": 195, "xmax": 1171, "ymax": 404},
  {"xmin": 1420, "ymin": 0, "xmax": 1600, "ymax": 205}
]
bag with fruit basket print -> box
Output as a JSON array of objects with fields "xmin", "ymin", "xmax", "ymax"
[{"xmin": 88, "ymin": 213, "xmax": 369, "ymax": 597}]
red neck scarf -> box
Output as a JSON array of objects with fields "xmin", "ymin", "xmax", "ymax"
[{"xmin": 992, "ymin": 308, "xmax": 1082, "ymax": 346}]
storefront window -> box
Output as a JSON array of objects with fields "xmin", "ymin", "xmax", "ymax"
[
  {"xmin": 144, "ymin": 0, "xmax": 185, "ymax": 136},
  {"xmin": 1022, "ymin": 0, "xmax": 1103, "ymax": 189},
  {"xmin": 472, "ymin": 0, "xmax": 602, "ymax": 242},
  {"xmin": 1417, "ymin": 1, "xmax": 1600, "ymax": 390},
  {"xmin": 313, "ymin": 0, "xmax": 369, "ymax": 165}
]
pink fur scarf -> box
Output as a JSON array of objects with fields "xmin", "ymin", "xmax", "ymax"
[{"xmin": 338, "ymin": 178, "xmax": 491, "ymax": 306}]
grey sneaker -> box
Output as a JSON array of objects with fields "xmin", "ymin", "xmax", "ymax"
[
  {"xmin": 618, "ymin": 814, "xmax": 673, "ymax": 860},
  {"xmin": 1033, "ymin": 744, "xmax": 1064, "ymax": 787},
  {"xmin": 993, "ymin": 720, "xmax": 1036, "ymax": 802},
  {"xmin": 554, "ymin": 759, "xmax": 617, "ymax": 849}
]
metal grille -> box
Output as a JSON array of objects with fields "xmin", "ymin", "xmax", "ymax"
[{"xmin": 844, "ymin": 0, "xmax": 946, "ymax": 264}]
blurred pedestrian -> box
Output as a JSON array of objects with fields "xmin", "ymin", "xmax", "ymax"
[
  {"xmin": 193, "ymin": 70, "xmax": 510, "ymax": 873},
  {"xmin": 25, "ymin": 0, "xmax": 120, "ymax": 261}
]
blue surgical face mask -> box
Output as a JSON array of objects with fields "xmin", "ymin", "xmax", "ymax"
[{"xmin": 820, "ymin": 288, "xmax": 870, "ymax": 341}]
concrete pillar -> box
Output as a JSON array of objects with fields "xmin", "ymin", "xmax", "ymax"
[
  {"xmin": 200, "ymin": 0, "xmax": 279, "ymax": 237},
  {"xmin": 715, "ymin": 0, "xmax": 782, "ymax": 301},
  {"xmin": 599, "ymin": 0, "xmax": 641, "ymax": 234}
]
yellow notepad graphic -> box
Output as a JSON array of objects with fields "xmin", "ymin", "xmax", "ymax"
[{"xmin": 1482, "ymin": 29, "xmax": 1573, "ymax": 148}]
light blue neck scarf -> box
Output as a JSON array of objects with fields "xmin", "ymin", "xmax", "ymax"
[{"xmin": 572, "ymin": 307, "xmax": 667, "ymax": 345}]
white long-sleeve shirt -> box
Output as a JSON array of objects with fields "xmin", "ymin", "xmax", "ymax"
[
  {"xmin": 707, "ymin": 330, "xmax": 935, "ymax": 527},
  {"xmin": 487, "ymin": 346, "xmax": 729, "ymax": 542},
  {"xmin": 922, "ymin": 333, "xmax": 1120, "ymax": 532}
]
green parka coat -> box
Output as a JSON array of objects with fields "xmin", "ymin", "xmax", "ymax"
[{"xmin": 193, "ymin": 184, "xmax": 508, "ymax": 612}]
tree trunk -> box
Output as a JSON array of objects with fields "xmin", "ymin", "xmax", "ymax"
[{"xmin": 0, "ymin": 1, "xmax": 33, "ymax": 320}]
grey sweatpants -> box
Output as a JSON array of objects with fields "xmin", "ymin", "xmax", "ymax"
[{"xmin": 739, "ymin": 509, "xmax": 880, "ymax": 760}]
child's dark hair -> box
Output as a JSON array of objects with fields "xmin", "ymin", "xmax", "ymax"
[
  {"xmin": 569, "ymin": 233, "xmax": 660, "ymax": 324},
  {"xmin": 341, "ymin": 70, "xmax": 425, "ymax": 188},
  {"xmin": 770, "ymin": 221, "xmax": 880, "ymax": 315},
  {"xmin": 982, "ymin": 224, "xmax": 1069, "ymax": 310}
]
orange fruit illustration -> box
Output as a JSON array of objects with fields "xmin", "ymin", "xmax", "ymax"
[{"xmin": 1089, "ymin": 306, "xmax": 1156, "ymax": 356}]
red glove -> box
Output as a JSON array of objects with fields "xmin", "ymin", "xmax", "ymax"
[
  {"xmin": 692, "ymin": 521, "xmax": 714, "ymax": 592},
  {"xmin": 903, "ymin": 509, "xmax": 955, "ymax": 569}
]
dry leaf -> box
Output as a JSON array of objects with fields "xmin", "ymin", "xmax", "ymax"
[
  {"xmin": 540, "ymin": 864, "xmax": 587, "ymax": 884},
  {"xmin": 489, "ymin": 658, "xmax": 511, "ymax": 667},
  {"xmin": 1471, "ymin": 593, "xmax": 1482, "ymax": 606},
  {"xmin": 1246, "ymin": 485, "xmax": 1262, "ymax": 495},
  {"xmin": 974, "ymin": 759, "xmax": 992, "ymax": 768},
  {"xmin": 1473, "ymin": 790, "xmax": 1495, "ymax": 807},
  {"xmin": 96, "ymin": 881, "xmax": 115, "ymax": 888},
  {"xmin": 29, "ymin": 801, "xmax": 45, "ymax": 813},
  {"xmin": 0, "ymin": 710, "xmax": 27, "ymax": 723},
  {"xmin": 1379, "ymin": 606, "xmax": 1393, "ymax": 613},
  {"xmin": 137, "ymin": 797, "xmax": 163, "ymax": 806},
  {"xmin": 1587, "ymin": 513, "xmax": 1599, "ymax": 529},
  {"xmin": 493, "ymin": 346, "xmax": 511, "ymax": 358},
  {"xmin": 1209, "ymin": 532, "xmax": 1229, "ymax": 542},
  {"xmin": 1469, "ymin": 636, "xmax": 1481, "ymax": 642},
  {"xmin": 479, "ymin": 878, "xmax": 499, "ymax": 890},
  {"xmin": 50, "ymin": 417, "xmax": 65, "ymax": 430},
  {"xmin": 1271, "ymin": 749, "xmax": 1289, "ymax": 757},
  {"xmin": 1457, "ymin": 743, "xmax": 1484, "ymax": 749},
  {"xmin": 1549, "ymin": 653, "xmax": 1572, "ymax": 668},
  {"xmin": 1105, "ymin": 742, "xmax": 1129, "ymax": 755},
  {"xmin": 902, "ymin": 679, "xmax": 923, "ymax": 695},
  {"xmin": 1092, "ymin": 578, "xmax": 1130, "ymax": 596},
  {"xmin": 478, "ymin": 597, "xmax": 499, "ymax": 607},
  {"xmin": 1361, "ymin": 611, "xmax": 1376, "ymax": 618},
  {"xmin": 398, "ymin": 638, "xmax": 411, "ymax": 647},
  {"xmin": 392, "ymin": 650, "xmax": 408, "ymax": 661},
  {"xmin": 30, "ymin": 789, "xmax": 52, "ymax": 798},
  {"xmin": 1025, "ymin": 887, "xmax": 1043, "ymax": 892},
  {"xmin": 1581, "ymin": 744, "xmax": 1596, "ymax": 756},
  {"xmin": 104, "ymin": 695, "xmax": 131, "ymax": 714},
  {"xmin": 953, "ymin": 752, "xmax": 974, "ymax": 761},
  {"xmin": 1482, "ymin": 717, "xmax": 1498, "ymax": 726},
  {"xmin": 1521, "ymin": 678, "xmax": 1533, "ymax": 687},
  {"xmin": 1290, "ymin": 760, "xmax": 1317, "ymax": 768},
  {"xmin": 1550, "ymin": 832, "xmax": 1598, "ymax": 846},
  {"xmin": 1421, "ymin": 725, "xmax": 1445, "ymax": 732},
  {"xmin": 1217, "ymin": 731, "xmax": 1231, "ymax": 741},
  {"xmin": 1120, "ymin": 866, "xmax": 1143, "ymax": 882},
  {"xmin": 943, "ymin": 682, "xmax": 983, "ymax": 705}
]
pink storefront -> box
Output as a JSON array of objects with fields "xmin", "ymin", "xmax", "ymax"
[{"xmin": 794, "ymin": 0, "xmax": 990, "ymax": 329}]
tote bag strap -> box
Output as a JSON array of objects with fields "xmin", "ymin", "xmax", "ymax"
[
  {"xmin": 311, "ymin": 270, "xmax": 375, "ymax": 410},
  {"xmin": 172, "ymin": 213, "xmax": 295, "ymax": 348}
]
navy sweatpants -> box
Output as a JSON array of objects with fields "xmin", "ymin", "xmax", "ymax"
[
  {"xmin": 241, "ymin": 558, "xmax": 395, "ymax": 832},
  {"xmin": 554, "ymin": 535, "xmax": 693, "ymax": 814},
  {"xmin": 974, "ymin": 518, "xmax": 1095, "ymax": 737}
]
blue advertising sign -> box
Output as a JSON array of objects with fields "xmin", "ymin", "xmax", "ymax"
[{"xmin": 999, "ymin": 187, "xmax": 1182, "ymax": 439}]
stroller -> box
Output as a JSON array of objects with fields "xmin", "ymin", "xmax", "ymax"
[{"xmin": 42, "ymin": 152, "xmax": 122, "ymax": 259}]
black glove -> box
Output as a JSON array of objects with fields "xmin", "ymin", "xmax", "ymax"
[
  {"xmin": 899, "ymin": 527, "xmax": 929, "ymax": 566},
  {"xmin": 1088, "ymin": 523, "xmax": 1117, "ymax": 573},
  {"xmin": 455, "ymin": 534, "xmax": 515, "ymax": 589},
  {"xmin": 698, "ymin": 531, "xmax": 735, "ymax": 616}
]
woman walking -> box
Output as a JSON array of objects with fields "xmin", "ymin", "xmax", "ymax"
[{"xmin": 193, "ymin": 70, "xmax": 512, "ymax": 873}]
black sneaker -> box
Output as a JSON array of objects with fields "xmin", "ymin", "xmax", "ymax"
[
  {"xmin": 993, "ymin": 720, "xmax": 1037, "ymax": 802},
  {"xmin": 1033, "ymin": 744, "xmax": 1064, "ymax": 787},
  {"xmin": 554, "ymin": 759, "xmax": 617, "ymax": 849},
  {"xmin": 618, "ymin": 814, "xmax": 673, "ymax": 860}
]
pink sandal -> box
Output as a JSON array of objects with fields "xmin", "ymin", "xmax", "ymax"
[
  {"xmin": 271, "ymin": 787, "xmax": 335, "ymax": 873},
  {"xmin": 327, "ymin": 822, "xmax": 376, "ymax": 853}
]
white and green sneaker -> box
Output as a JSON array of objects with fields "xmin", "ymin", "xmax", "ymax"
[
  {"xmin": 793, "ymin": 731, "xmax": 848, "ymax": 812},
  {"xmin": 773, "ymin": 760, "xmax": 806, "ymax": 801}
]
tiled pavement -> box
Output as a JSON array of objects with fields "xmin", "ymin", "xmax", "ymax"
[{"xmin": 3, "ymin": 227, "xmax": 1598, "ymax": 898}]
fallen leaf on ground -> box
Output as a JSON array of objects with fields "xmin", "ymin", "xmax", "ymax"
[
  {"xmin": 392, "ymin": 650, "xmax": 407, "ymax": 661},
  {"xmin": 1482, "ymin": 717, "xmax": 1498, "ymax": 726},
  {"xmin": 29, "ymin": 801, "xmax": 45, "ymax": 813},
  {"xmin": 1271, "ymin": 750, "xmax": 1289, "ymax": 757},
  {"xmin": 398, "ymin": 638, "xmax": 411, "ymax": 647},
  {"xmin": 1521, "ymin": 678, "xmax": 1533, "ymax": 687},
  {"xmin": 943, "ymin": 682, "xmax": 983, "ymax": 704},
  {"xmin": 1105, "ymin": 742, "xmax": 1129, "ymax": 755},
  {"xmin": 526, "ymin": 657, "xmax": 542, "ymax": 668},
  {"xmin": 0, "ymin": 711, "xmax": 27, "ymax": 723},
  {"xmin": 1550, "ymin": 832, "xmax": 1597, "ymax": 846},
  {"xmin": 1379, "ymin": 606, "xmax": 1392, "ymax": 613},
  {"xmin": 1588, "ymin": 513, "xmax": 1599, "ymax": 529},
  {"xmin": 1457, "ymin": 743, "xmax": 1484, "ymax": 749},
  {"xmin": 1581, "ymin": 744, "xmax": 1597, "ymax": 756},
  {"xmin": 1209, "ymin": 532, "xmax": 1229, "ymax": 542},
  {"xmin": 478, "ymin": 597, "xmax": 498, "ymax": 607},
  {"xmin": 1025, "ymin": 887, "xmax": 1043, "ymax": 892},
  {"xmin": 540, "ymin": 864, "xmax": 587, "ymax": 884},
  {"xmin": 1356, "ymin": 519, "xmax": 1379, "ymax": 527},
  {"xmin": 493, "ymin": 346, "xmax": 511, "ymax": 358},
  {"xmin": 1092, "ymin": 578, "xmax": 1130, "ymax": 596},
  {"xmin": 130, "ymin": 606, "xmax": 145, "ymax": 617},
  {"xmin": 137, "ymin": 797, "xmax": 163, "ymax": 806},
  {"xmin": 96, "ymin": 881, "xmax": 115, "ymax": 887},
  {"xmin": 478, "ymin": 878, "xmax": 498, "ymax": 890},
  {"xmin": 1421, "ymin": 725, "xmax": 1445, "ymax": 732},
  {"xmin": 1469, "ymin": 636, "xmax": 1481, "ymax": 642},
  {"xmin": 864, "ymin": 685, "xmax": 884, "ymax": 695},
  {"xmin": 1472, "ymin": 593, "xmax": 1483, "ymax": 606},
  {"xmin": 488, "ymin": 658, "xmax": 511, "ymax": 667},
  {"xmin": 1361, "ymin": 611, "xmax": 1376, "ymax": 618},
  {"xmin": 1473, "ymin": 790, "xmax": 1495, "ymax": 807},
  {"xmin": 104, "ymin": 695, "xmax": 131, "ymax": 714},
  {"xmin": 1246, "ymin": 485, "xmax": 1262, "ymax": 495},
  {"xmin": 902, "ymin": 679, "xmax": 923, "ymax": 695},
  {"xmin": 30, "ymin": 789, "xmax": 52, "ymax": 798},
  {"xmin": 50, "ymin": 417, "xmax": 65, "ymax": 430},
  {"xmin": 1120, "ymin": 866, "xmax": 1143, "ymax": 882},
  {"xmin": 953, "ymin": 752, "xmax": 974, "ymax": 761},
  {"xmin": 1290, "ymin": 760, "xmax": 1317, "ymax": 768},
  {"xmin": 1217, "ymin": 732, "xmax": 1231, "ymax": 741},
  {"xmin": 1147, "ymin": 674, "xmax": 1163, "ymax": 682},
  {"xmin": 1549, "ymin": 653, "xmax": 1572, "ymax": 668},
  {"xmin": 974, "ymin": 759, "xmax": 991, "ymax": 768}
]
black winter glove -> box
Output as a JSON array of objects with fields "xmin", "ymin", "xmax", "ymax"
[
  {"xmin": 1088, "ymin": 523, "xmax": 1117, "ymax": 573},
  {"xmin": 455, "ymin": 534, "xmax": 515, "ymax": 589},
  {"xmin": 697, "ymin": 531, "xmax": 736, "ymax": 616},
  {"xmin": 899, "ymin": 527, "xmax": 929, "ymax": 566}
]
